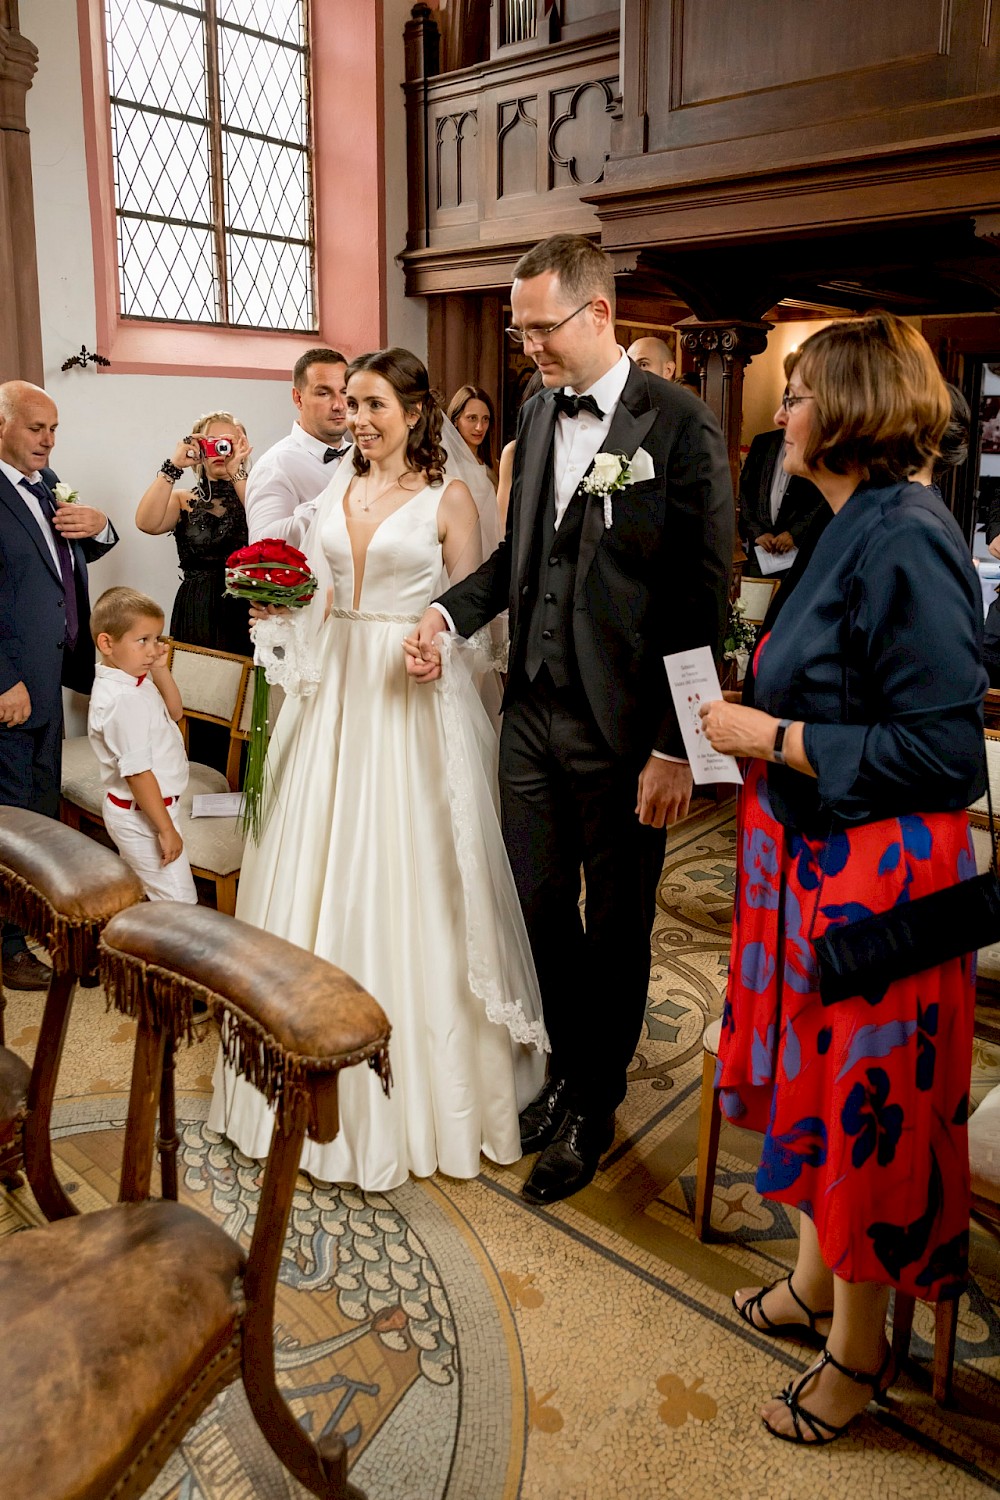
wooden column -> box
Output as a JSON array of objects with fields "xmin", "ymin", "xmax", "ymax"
[
  {"xmin": 0, "ymin": 1, "xmax": 41, "ymax": 383},
  {"xmin": 403, "ymin": 4, "xmax": 440, "ymax": 257},
  {"xmin": 677, "ymin": 319, "xmax": 772, "ymax": 493}
]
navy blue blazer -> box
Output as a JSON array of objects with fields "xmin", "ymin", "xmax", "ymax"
[
  {"xmin": 0, "ymin": 466, "xmax": 118, "ymax": 727},
  {"xmin": 754, "ymin": 479, "xmax": 986, "ymax": 833}
]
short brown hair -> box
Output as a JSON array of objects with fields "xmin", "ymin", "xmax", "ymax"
[
  {"xmin": 512, "ymin": 234, "xmax": 616, "ymax": 317},
  {"xmin": 293, "ymin": 347, "xmax": 347, "ymax": 389},
  {"xmin": 90, "ymin": 587, "xmax": 164, "ymax": 645},
  {"xmin": 786, "ymin": 312, "xmax": 950, "ymax": 481}
]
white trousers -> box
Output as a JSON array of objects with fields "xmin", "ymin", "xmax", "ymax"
[{"xmin": 104, "ymin": 799, "xmax": 198, "ymax": 904}]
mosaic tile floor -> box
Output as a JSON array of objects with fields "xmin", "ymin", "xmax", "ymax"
[{"xmin": 3, "ymin": 797, "xmax": 1000, "ymax": 1498}]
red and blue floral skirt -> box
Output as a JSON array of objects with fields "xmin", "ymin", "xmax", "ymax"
[{"xmin": 717, "ymin": 756, "xmax": 976, "ymax": 1299}]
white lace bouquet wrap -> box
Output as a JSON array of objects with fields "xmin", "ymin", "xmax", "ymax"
[{"xmin": 249, "ymin": 612, "xmax": 322, "ymax": 698}]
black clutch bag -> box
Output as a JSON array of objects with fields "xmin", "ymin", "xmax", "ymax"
[
  {"xmin": 814, "ymin": 869, "xmax": 1000, "ymax": 1006},
  {"xmin": 814, "ymin": 730, "xmax": 1000, "ymax": 1004}
]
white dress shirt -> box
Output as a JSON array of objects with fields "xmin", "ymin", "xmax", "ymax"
[
  {"xmin": 0, "ymin": 458, "xmax": 113, "ymax": 566},
  {"xmin": 88, "ymin": 665, "xmax": 189, "ymax": 801},
  {"xmin": 768, "ymin": 436, "xmax": 791, "ymax": 525},
  {"xmin": 245, "ymin": 422, "xmax": 351, "ymax": 544},
  {"xmin": 552, "ymin": 348, "xmax": 631, "ymax": 527}
]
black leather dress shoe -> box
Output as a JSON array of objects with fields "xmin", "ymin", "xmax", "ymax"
[
  {"xmin": 521, "ymin": 1110, "xmax": 615, "ymax": 1205},
  {"xmin": 518, "ymin": 1076, "xmax": 570, "ymax": 1153},
  {"xmin": 2, "ymin": 949, "xmax": 53, "ymax": 990}
]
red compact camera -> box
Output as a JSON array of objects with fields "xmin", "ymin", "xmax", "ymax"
[{"xmin": 200, "ymin": 436, "xmax": 234, "ymax": 460}]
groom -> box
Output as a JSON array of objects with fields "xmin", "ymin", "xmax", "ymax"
[{"xmin": 406, "ymin": 234, "xmax": 733, "ymax": 1203}]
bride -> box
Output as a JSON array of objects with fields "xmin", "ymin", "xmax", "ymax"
[{"xmin": 208, "ymin": 347, "xmax": 547, "ymax": 1191}]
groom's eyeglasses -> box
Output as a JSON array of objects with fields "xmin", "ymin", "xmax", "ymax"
[{"xmin": 506, "ymin": 301, "xmax": 593, "ymax": 347}]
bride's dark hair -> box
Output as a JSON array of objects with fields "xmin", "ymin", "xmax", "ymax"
[{"xmin": 346, "ymin": 347, "xmax": 447, "ymax": 485}]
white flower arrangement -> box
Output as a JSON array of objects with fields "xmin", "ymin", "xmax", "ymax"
[
  {"xmin": 52, "ymin": 482, "xmax": 79, "ymax": 504},
  {"xmin": 581, "ymin": 452, "xmax": 632, "ymax": 529},
  {"xmin": 723, "ymin": 597, "xmax": 759, "ymax": 661}
]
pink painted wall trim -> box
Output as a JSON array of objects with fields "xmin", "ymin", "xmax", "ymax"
[{"xmin": 76, "ymin": 0, "xmax": 387, "ymax": 379}]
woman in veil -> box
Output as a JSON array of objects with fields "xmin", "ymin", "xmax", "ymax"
[{"xmin": 209, "ymin": 348, "xmax": 547, "ymax": 1191}]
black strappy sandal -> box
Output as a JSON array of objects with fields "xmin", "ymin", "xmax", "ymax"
[
  {"xmin": 732, "ymin": 1274, "xmax": 832, "ymax": 1348},
  {"xmin": 762, "ymin": 1345, "xmax": 896, "ymax": 1446}
]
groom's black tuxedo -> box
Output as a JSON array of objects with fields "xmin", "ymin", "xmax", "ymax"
[
  {"xmin": 439, "ymin": 362, "xmax": 733, "ymax": 1120},
  {"xmin": 443, "ymin": 365, "xmax": 733, "ymax": 756}
]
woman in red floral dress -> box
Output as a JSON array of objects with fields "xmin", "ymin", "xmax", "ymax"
[{"xmin": 701, "ymin": 313, "xmax": 986, "ymax": 1444}]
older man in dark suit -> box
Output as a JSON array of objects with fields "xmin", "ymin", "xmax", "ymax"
[
  {"xmin": 406, "ymin": 235, "xmax": 733, "ymax": 1203},
  {"xmin": 0, "ymin": 380, "xmax": 118, "ymax": 986}
]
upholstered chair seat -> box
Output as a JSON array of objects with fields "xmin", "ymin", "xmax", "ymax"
[{"xmin": 0, "ymin": 1202, "xmax": 245, "ymax": 1500}]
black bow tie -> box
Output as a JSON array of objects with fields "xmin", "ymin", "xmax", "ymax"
[
  {"xmin": 324, "ymin": 445, "xmax": 350, "ymax": 464},
  {"xmin": 554, "ymin": 390, "xmax": 604, "ymax": 421}
]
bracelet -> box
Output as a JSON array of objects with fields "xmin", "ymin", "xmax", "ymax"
[
  {"xmin": 233, "ymin": 462, "xmax": 248, "ymax": 481},
  {"xmin": 159, "ymin": 460, "xmax": 183, "ymax": 482},
  {"xmin": 771, "ymin": 718, "xmax": 793, "ymax": 765}
]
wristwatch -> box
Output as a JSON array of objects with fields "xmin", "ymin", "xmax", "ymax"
[{"xmin": 772, "ymin": 719, "xmax": 793, "ymax": 765}]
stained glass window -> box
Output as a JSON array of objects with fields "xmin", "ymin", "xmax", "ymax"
[{"xmin": 104, "ymin": 0, "xmax": 315, "ymax": 331}]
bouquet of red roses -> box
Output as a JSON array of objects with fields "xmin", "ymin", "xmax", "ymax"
[{"xmin": 225, "ymin": 539, "xmax": 318, "ymax": 841}]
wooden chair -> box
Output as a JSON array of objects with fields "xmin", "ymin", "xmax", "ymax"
[
  {"xmin": 60, "ymin": 641, "xmax": 283, "ymax": 914},
  {"xmin": 0, "ymin": 807, "xmax": 143, "ymax": 1205},
  {"xmin": 891, "ymin": 1085, "xmax": 1000, "ymax": 1404},
  {"xmin": 0, "ymin": 899, "xmax": 390, "ymax": 1499}
]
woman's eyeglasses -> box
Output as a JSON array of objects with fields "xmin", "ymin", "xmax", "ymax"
[
  {"xmin": 506, "ymin": 301, "xmax": 592, "ymax": 347},
  {"xmin": 780, "ymin": 390, "xmax": 815, "ymax": 411}
]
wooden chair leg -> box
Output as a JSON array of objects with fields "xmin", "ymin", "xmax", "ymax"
[
  {"xmin": 891, "ymin": 1291, "xmax": 915, "ymax": 1368},
  {"xmin": 214, "ymin": 874, "xmax": 238, "ymax": 916},
  {"xmin": 933, "ymin": 1297, "xmax": 959, "ymax": 1405},
  {"xmin": 694, "ymin": 1047, "xmax": 722, "ymax": 1241},
  {"xmin": 58, "ymin": 799, "xmax": 82, "ymax": 831},
  {"xmin": 22, "ymin": 970, "xmax": 79, "ymax": 1221},
  {"xmin": 157, "ymin": 1031, "xmax": 179, "ymax": 1201}
]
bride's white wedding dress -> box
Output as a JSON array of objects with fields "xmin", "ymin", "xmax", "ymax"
[{"xmin": 208, "ymin": 460, "xmax": 547, "ymax": 1191}]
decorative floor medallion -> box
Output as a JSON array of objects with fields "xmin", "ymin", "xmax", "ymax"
[{"xmin": 42, "ymin": 1098, "xmax": 525, "ymax": 1500}]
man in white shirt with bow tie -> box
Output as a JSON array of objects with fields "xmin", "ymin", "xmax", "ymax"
[
  {"xmin": 0, "ymin": 380, "xmax": 118, "ymax": 987},
  {"xmin": 245, "ymin": 347, "xmax": 353, "ymax": 545}
]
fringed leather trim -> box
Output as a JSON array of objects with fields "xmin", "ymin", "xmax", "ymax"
[
  {"xmin": 99, "ymin": 947, "xmax": 393, "ymax": 1129},
  {"xmin": 0, "ymin": 868, "xmax": 102, "ymax": 976}
]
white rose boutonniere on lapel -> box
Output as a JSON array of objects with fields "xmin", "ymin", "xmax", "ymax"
[
  {"xmin": 52, "ymin": 482, "xmax": 79, "ymax": 504},
  {"xmin": 581, "ymin": 445, "xmax": 656, "ymax": 528},
  {"xmin": 582, "ymin": 453, "xmax": 631, "ymax": 530}
]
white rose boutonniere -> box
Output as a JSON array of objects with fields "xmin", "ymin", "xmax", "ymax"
[
  {"xmin": 581, "ymin": 452, "xmax": 632, "ymax": 529},
  {"xmin": 52, "ymin": 482, "xmax": 79, "ymax": 504}
]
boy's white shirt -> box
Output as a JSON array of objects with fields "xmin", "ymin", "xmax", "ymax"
[{"xmin": 88, "ymin": 664, "xmax": 189, "ymax": 802}]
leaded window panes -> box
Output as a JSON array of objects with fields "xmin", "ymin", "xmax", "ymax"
[{"xmin": 104, "ymin": 0, "xmax": 315, "ymax": 331}]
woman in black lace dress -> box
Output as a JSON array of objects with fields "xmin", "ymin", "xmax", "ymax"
[{"xmin": 136, "ymin": 411, "xmax": 252, "ymax": 655}]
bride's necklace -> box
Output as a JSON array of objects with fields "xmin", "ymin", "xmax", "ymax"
[{"xmin": 358, "ymin": 469, "xmax": 406, "ymax": 513}]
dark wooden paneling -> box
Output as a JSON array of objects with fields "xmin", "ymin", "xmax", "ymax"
[
  {"xmin": 675, "ymin": 0, "xmax": 945, "ymax": 106},
  {"xmin": 613, "ymin": 0, "xmax": 1000, "ymax": 191},
  {"xmin": 403, "ymin": 26, "xmax": 619, "ymax": 293}
]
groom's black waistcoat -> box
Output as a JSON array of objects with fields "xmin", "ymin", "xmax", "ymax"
[{"xmin": 523, "ymin": 464, "xmax": 586, "ymax": 690}]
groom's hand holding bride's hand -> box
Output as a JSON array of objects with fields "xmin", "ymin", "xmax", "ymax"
[
  {"xmin": 636, "ymin": 757, "xmax": 693, "ymax": 828},
  {"xmin": 403, "ymin": 607, "xmax": 446, "ymax": 682}
]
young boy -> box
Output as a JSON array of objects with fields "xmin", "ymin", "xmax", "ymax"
[{"xmin": 88, "ymin": 587, "xmax": 197, "ymax": 904}]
